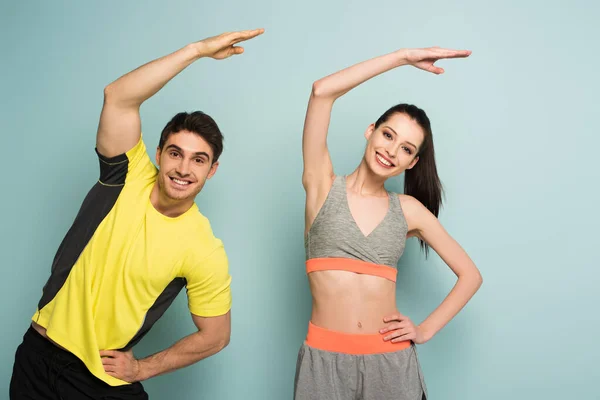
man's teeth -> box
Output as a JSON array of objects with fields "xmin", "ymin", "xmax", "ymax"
[
  {"xmin": 172, "ymin": 178, "xmax": 190, "ymax": 185},
  {"xmin": 377, "ymin": 154, "xmax": 392, "ymax": 166}
]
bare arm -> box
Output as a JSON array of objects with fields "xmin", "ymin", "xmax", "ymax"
[
  {"xmin": 101, "ymin": 311, "xmax": 231, "ymax": 382},
  {"xmin": 136, "ymin": 312, "xmax": 231, "ymax": 380},
  {"xmin": 303, "ymin": 47, "xmax": 470, "ymax": 232},
  {"xmin": 382, "ymin": 195, "xmax": 482, "ymax": 343},
  {"xmin": 97, "ymin": 29, "xmax": 264, "ymax": 157},
  {"xmin": 302, "ymin": 51, "xmax": 409, "ymax": 221}
]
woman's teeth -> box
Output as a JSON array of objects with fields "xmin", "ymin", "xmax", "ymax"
[{"xmin": 376, "ymin": 154, "xmax": 392, "ymax": 167}]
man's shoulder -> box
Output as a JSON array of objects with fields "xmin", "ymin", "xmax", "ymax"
[
  {"xmin": 186, "ymin": 207, "xmax": 213, "ymax": 231},
  {"xmin": 183, "ymin": 209, "xmax": 224, "ymax": 248}
]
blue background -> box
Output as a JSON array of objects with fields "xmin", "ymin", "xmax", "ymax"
[{"xmin": 2, "ymin": 1, "xmax": 598, "ymax": 398}]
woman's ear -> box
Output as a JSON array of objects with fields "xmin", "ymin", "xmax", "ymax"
[
  {"xmin": 364, "ymin": 123, "xmax": 376, "ymax": 140},
  {"xmin": 407, "ymin": 155, "xmax": 419, "ymax": 169}
]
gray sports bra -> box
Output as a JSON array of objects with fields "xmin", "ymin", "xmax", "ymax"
[{"xmin": 305, "ymin": 176, "xmax": 408, "ymax": 282}]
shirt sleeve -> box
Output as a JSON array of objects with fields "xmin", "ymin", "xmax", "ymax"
[
  {"xmin": 95, "ymin": 136, "xmax": 156, "ymax": 185},
  {"xmin": 181, "ymin": 239, "xmax": 232, "ymax": 317}
]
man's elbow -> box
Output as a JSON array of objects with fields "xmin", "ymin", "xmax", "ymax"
[
  {"xmin": 210, "ymin": 326, "xmax": 230, "ymax": 352},
  {"xmin": 102, "ymin": 82, "xmax": 131, "ymax": 107},
  {"xmin": 215, "ymin": 333, "xmax": 230, "ymax": 353},
  {"xmin": 103, "ymin": 83, "xmax": 117, "ymax": 104}
]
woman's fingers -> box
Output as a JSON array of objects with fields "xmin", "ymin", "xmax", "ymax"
[
  {"xmin": 426, "ymin": 63, "xmax": 445, "ymax": 74},
  {"xmin": 383, "ymin": 313, "xmax": 407, "ymax": 323},
  {"xmin": 409, "ymin": 47, "xmax": 471, "ymax": 65},
  {"xmin": 383, "ymin": 327, "xmax": 415, "ymax": 341},
  {"xmin": 442, "ymin": 49, "xmax": 472, "ymax": 58},
  {"xmin": 430, "ymin": 47, "xmax": 472, "ymax": 59}
]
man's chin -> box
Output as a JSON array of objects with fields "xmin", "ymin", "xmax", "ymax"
[
  {"xmin": 166, "ymin": 192, "xmax": 192, "ymax": 201},
  {"xmin": 158, "ymin": 186, "xmax": 190, "ymax": 201}
]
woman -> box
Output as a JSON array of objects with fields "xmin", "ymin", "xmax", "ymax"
[{"xmin": 295, "ymin": 46, "xmax": 483, "ymax": 400}]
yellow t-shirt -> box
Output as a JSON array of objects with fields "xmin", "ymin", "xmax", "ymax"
[{"xmin": 32, "ymin": 137, "xmax": 231, "ymax": 386}]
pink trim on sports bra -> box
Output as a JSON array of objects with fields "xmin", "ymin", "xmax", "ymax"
[{"xmin": 306, "ymin": 257, "xmax": 397, "ymax": 282}]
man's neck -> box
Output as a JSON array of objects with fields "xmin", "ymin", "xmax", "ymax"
[{"xmin": 150, "ymin": 184, "xmax": 195, "ymax": 218}]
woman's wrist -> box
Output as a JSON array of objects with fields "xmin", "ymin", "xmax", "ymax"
[
  {"xmin": 417, "ymin": 323, "xmax": 435, "ymax": 343},
  {"xmin": 392, "ymin": 48, "xmax": 411, "ymax": 67}
]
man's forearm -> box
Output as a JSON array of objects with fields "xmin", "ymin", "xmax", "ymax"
[
  {"xmin": 104, "ymin": 43, "xmax": 203, "ymax": 108},
  {"xmin": 135, "ymin": 330, "xmax": 229, "ymax": 381}
]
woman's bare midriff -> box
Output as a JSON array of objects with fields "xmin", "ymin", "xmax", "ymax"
[
  {"xmin": 31, "ymin": 321, "xmax": 69, "ymax": 351},
  {"xmin": 308, "ymin": 270, "xmax": 400, "ymax": 334}
]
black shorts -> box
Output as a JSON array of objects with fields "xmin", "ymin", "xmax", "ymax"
[{"xmin": 10, "ymin": 326, "xmax": 148, "ymax": 400}]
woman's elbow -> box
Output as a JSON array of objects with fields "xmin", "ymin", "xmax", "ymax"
[
  {"xmin": 472, "ymin": 269, "xmax": 483, "ymax": 289},
  {"xmin": 311, "ymin": 80, "xmax": 327, "ymax": 98},
  {"xmin": 459, "ymin": 267, "xmax": 483, "ymax": 289}
]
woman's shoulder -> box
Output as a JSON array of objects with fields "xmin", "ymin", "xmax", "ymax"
[
  {"xmin": 397, "ymin": 193, "xmax": 420, "ymax": 208},
  {"xmin": 396, "ymin": 194, "xmax": 431, "ymax": 218}
]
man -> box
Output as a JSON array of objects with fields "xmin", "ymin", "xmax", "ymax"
[{"xmin": 10, "ymin": 28, "xmax": 264, "ymax": 399}]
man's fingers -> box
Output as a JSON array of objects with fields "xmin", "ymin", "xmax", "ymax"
[
  {"xmin": 241, "ymin": 28, "xmax": 265, "ymax": 38},
  {"xmin": 101, "ymin": 357, "xmax": 117, "ymax": 366},
  {"xmin": 232, "ymin": 28, "xmax": 265, "ymax": 43},
  {"xmin": 99, "ymin": 350, "xmax": 117, "ymax": 358},
  {"xmin": 102, "ymin": 360, "xmax": 118, "ymax": 372}
]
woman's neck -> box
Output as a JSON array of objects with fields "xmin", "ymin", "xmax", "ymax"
[{"xmin": 346, "ymin": 161, "xmax": 388, "ymax": 197}]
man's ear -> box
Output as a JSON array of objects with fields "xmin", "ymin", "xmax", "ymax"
[
  {"xmin": 155, "ymin": 147, "xmax": 162, "ymax": 166},
  {"xmin": 207, "ymin": 161, "xmax": 219, "ymax": 179}
]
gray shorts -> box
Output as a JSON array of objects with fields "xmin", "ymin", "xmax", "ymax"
[{"xmin": 294, "ymin": 324, "xmax": 427, "ymax": 400}]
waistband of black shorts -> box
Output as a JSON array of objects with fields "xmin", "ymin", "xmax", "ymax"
[{"xmin": 23, "ymin": 325, "xmax": 80, "ymax": 363}]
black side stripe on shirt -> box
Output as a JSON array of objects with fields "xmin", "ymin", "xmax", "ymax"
[
  {"xmin": 121, "ymin": 278, "xmax": 187, "ymax": 351},
  {"xmin": 36, "ymin": 150, "xmax": 129, "ymax": 313}
]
